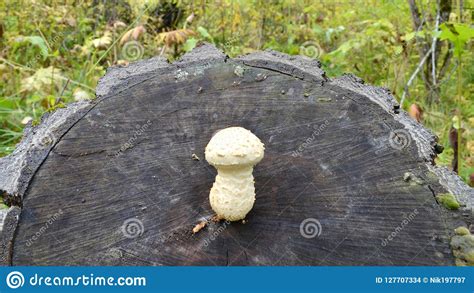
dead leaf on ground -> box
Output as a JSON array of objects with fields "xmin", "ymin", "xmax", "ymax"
[
  {"xmin": 92, "ymin": 32, "xmax": 112, "ymax": 49},
  {"xmin": 408, "ymin": 103, "xmax": 422, "ymax": 122},
  {"xmin": 192, "ymin": 221, "xmax": 207, "ymax": 234},
  {"xmin": 113, "ymin": 21, "xmax": 127, "ymax": 30},
  {"xmin": 120, "ymin": 25, "xmax": 146, "ymax": 45},
  {"xmin": 158, "ymin": 29, "xmax": 195, "ymax": 48}
]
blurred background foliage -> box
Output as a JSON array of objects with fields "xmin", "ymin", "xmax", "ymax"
[{"xmin": 0, "ymin": 0, "xmax": 473, "ymax": 184}]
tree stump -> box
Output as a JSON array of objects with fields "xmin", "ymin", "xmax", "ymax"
[{"xmin": 0, "ymin": 44, "xmax": 472, "ymax": 266}]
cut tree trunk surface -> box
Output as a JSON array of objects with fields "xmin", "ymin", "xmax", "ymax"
[{"xmin": 0, "ymin": 43, "xmax": 472, "ymax": 266}]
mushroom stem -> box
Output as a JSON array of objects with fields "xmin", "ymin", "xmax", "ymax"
[{"xmin": 210, "ymin": 166, "xmax": 256, "ymax": 221}]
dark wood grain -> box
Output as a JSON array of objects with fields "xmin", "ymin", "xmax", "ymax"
[{"xmin": 1, "ymin": 43, "xmax": 472, "ymax": 265}]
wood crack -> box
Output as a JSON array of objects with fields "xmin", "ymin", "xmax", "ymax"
[
  {"xmin": 52, "ymin": 149, "xmax": 106, "ymax": 158},
  {"xmin": 242, "ymin": 61, "xmax": 325, "ymax": 86}
]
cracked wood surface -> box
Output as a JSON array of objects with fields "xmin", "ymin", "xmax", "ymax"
[{"xmin": 0, "ymin": 43, "xmax": 472, "ymax": 265}]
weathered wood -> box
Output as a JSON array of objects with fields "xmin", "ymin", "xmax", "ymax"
[{"xmin": 0, "ymin": 43, "xmax": 472, "ymax": 266}]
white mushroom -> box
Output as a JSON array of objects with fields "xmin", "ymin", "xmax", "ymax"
[{"xmin": 205, "ymin": 127, "xmax": 265, "ymax": 221}]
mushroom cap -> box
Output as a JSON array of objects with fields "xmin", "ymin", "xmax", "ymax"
[{"xmin": 205, "ymin": 127, "xmax": 265, "ymax": 166}]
